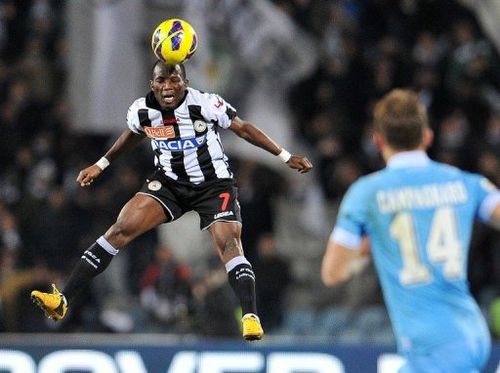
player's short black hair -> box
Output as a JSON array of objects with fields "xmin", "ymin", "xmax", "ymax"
[{"xmin": 151, "ymin": 60, "xmax": 186, "ymax": 79}]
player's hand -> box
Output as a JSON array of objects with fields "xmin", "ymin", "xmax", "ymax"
[
  {"xmin": 76, "ymin": 165, "xmax": 103, "ymax": 187},
  {"xmin": 287, "ymin": 155, "xmax": 313, "ymax": 174}
]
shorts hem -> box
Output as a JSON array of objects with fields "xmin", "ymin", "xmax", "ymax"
[
  {"xmin": 201, "ymin": 219, "xmax": 242, "ymax": 231},
  {"xmin": 136, "ymin": 192, "xmax": 175, "ymax": 221}
]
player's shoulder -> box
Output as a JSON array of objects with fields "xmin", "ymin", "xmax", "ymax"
[
  {"xmin": 345, "ymin": 171, "xmax": 381, "ymax": 198},
  {"xmin": 355, "ymin": 169, "xmax": 386, "ymax": 188},
  {"xmin": 431, "ymin": 160, "xmax": 486, "ymax": 182},
  {"xmin": 430, "ymin": 160, "xmax": 466, "ymax": 175},
  {"xmin": 186, "ymin": 87, "xmax": 236, "ymax": 124},
  {"xmin": 187, "ymin": 87, "xmax": 225, "ymax": 106},
  {"xmin": 126, "ymin": 96, "xmax": 152, "ymax": 129},
  {"xmin": 427, "ymin": 160, "xmax": 497, "ymax": 195},
  {"xmin": 128, "ymin": 97, "xmax": 148, "ymax": 112},
  {"xmin": 347, "ymin": 167, "xmax": 414, "ymax": 198}
]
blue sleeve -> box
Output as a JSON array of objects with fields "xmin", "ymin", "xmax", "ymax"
[
  {"xmin": 469, "ymin": 174, "xmax": 500, "ymax": 222},
  {"xmin": 333, "ymin": 179, "xmax": 371, "ymax": 242}
]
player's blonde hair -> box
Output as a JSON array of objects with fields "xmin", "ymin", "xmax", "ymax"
[{"xmin": 373, "ymin": 89, "xmax": 429, "ymax": 150}]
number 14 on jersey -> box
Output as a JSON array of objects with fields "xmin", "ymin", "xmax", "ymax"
[{"xmin": 390, "ymin": 206, "xmax": 464, "ymax": 286}]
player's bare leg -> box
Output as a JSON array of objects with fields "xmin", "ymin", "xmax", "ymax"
[
  {"xmin": 31, "ymin": 194, "xmax": 167, "ymax": 320},
  {"xmin": 209, "ymin": 221, "xmax": 264, "ymax": 341}
]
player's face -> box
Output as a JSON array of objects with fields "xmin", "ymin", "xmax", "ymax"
[{"xmin": 150, "ymin": 64, "xmax": 187, "ymax": 109}]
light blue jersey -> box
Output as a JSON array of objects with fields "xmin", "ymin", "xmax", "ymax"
[{"xmin": 331, "ymin": 151, "xmax": 499, "ymax": 368}]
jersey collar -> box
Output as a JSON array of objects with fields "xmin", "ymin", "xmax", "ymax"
[
  {"xmin": 386, "ymin": 150, "xmax": 430, "ymax": 169},
  {"xmin": 145, "ymin": 91, "xmax": 161, "ymax": 110}
]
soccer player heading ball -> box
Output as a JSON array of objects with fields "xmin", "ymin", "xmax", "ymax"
[{"xmin": 31, "ymin": 61, "xmax": 313, "ymax": 341}]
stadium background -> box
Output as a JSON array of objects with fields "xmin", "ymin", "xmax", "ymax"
[{"xmin": 0, "ymin": 0, "xmax": 499, "ymax": 372}]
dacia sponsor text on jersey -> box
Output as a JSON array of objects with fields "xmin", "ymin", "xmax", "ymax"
[{"xmin": 153, "ymin": 135, "xmax": 207, "ymax": 151}]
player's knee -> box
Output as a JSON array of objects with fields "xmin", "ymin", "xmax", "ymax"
[
  {"xmin": 215, "ymin": 221, "xmax": 241, "ymax": 237},
  {"xmin": 105, "ymin": 221, "xmax": 135, "ymax": 248},
  {"xmin": 211, "ymin": 222, "xmax": 242, "ymax": 257}
]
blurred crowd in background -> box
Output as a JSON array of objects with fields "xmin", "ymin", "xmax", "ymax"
[{"xmin": 0, "ymin": 0, "xmax": 499, "ymax": 343}]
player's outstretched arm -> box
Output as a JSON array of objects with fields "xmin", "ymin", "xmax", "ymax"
[
  {"xmin": 229, "ymin": 116, "xmax": 313, "ymax": 173},
  {"xmin": 76, "ymin": 129, "xmax": 145, "ymax": 187},
  {"xmin": 321, "ymin": 238, "xmax": 369, "ymax": 287}
]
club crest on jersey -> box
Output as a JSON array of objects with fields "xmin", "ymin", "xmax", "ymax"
[
  {"xmin": 193, "ymin": 120, "xmax": 207, "ymax": 133},
  {"xmin": 148, "ymin": 180, "xmax": 162, "ymax": 191},
  {"xmin": 145, "ymin": 126, "xmax": 175, "ymax": 139},
  {"xmin": 153, "ymin": 135, "xmax": 207, "ymax": 151}
]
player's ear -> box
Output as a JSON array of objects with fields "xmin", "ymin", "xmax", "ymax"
[
  {"xmin": 372, "ymin": 131, "xmax": 384, "ymax": 151},
  {"xmin": 149, "ymin": 80, "xmax": 154, "ymax": 90},
  {"xmin": 422, "ymin": 128, "xmax": 434, "ymax": 149}
]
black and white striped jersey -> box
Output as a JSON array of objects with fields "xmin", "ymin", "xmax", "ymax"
[{"xmin": 127, "ymin": 87, "xmax": 237, "ymax": 185}]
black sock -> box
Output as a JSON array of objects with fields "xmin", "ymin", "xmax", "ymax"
[
  {"xmin": 62, "ymin": 241, "xmax": 116, "ymax": 302},
  {"xmin": 227, "ymin": 262, "xmax": 257, "ymax": 316}
]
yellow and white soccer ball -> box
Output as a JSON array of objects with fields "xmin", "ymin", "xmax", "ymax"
[{"xmin": 151, "ymin": 18, "xmax": 198, "ymax": 65}]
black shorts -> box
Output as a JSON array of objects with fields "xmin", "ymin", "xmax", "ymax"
[{"xmin": 138, "ymin": 169, "xmax": 242, "ymax": 230}]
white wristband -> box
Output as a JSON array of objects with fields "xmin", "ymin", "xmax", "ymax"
[
  {"xmin": 95, "ymin": 157, "xmax": 110, "ymax": 171},
  {"xmin": 278, "ymin": 148, "xmax": 292, "ymax": 163}
]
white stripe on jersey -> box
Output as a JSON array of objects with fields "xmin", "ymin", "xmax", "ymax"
[
  {"xmin": 127, "ymin": 87, "xmax": 236, "ymax": 184},
  {"xmin": 155, "ymin": 150, "xmax": 178, "ymax": 181},
  {"xmin": 208, "ymin": 136, "xmax": 232, "ymax": 180}
]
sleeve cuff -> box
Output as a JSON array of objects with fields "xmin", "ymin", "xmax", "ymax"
[
  {"xmin": 478, "ymin": 192, "xmax": 500, "ymax": 222},
  {"xmin": 329, "ymin": 226, "xmax": 362, "ymax": 250}
]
